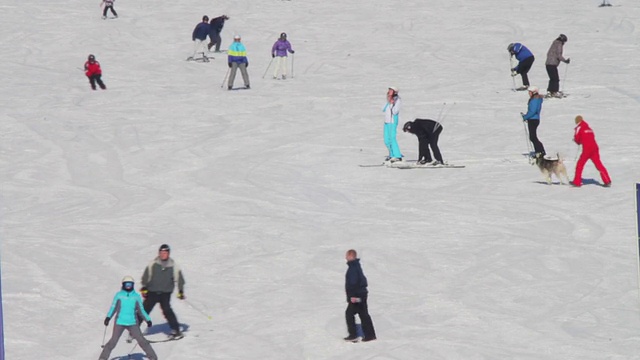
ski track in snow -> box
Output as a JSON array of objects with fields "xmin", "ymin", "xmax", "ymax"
[{"xmin": 1, "ymin": 0, "xmax": 640, "ymax": 359}]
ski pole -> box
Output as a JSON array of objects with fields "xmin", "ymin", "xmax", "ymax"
[
  {"xmin": 436, "ymin": 102, "xmax": 446, "ymax": 122},
  {"xmin": 100, "ymin": 325, "xmax": 108, "ymax": 348},
  {"xmin": 220, "ymin": 67, "xmax": 230, "ymax": 89},
  {"xmin": 440, "ymin": 102, "xmax": 457, "ymax": 122},
  {"xmin": 522, "ymin": 119, "xmax": 533, "ymax": 161},
  {"xmin": 509, "ymin": 55, "xmax": 517, "ymax": 91},
  {"xmin": 291, "ymin": 53, "xmax": 294, "ymax": 79},
  {"xmin": 561, "ymin": 62, "xmax": 570, "ymax": 93},
  {"xmin": 261, "ymin": 57, "xmax": 274, "ymax": 79},
  {"xmin": 127, "ymin": 342, "xmax": 138, "ymax": 357},
  {"xmin": 184, "ymin": 299, "xmax": 212, "ymax": 320}
]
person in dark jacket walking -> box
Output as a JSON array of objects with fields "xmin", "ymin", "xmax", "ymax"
[
  {"xmin": 208, "ymin": 15, "xmax": 229, "ymax": 52},
  {"xmin": 190, "ymin": 16, "xmax": 211, "ymax": 61},
  {"xmin": 402, "ymin": 119, "xmax": 445, "ymax": 165},
  {"xmin": 508, "ymin": 42, "xmax": 535, "ymax": 91},
  {"xmin": 139, "ymin": 244, "xmax": 186, "ymax": 338},
  {"xmin": 343, "ymin": 249, "xmax": 376, "ymax": 342},
  {"xmin": 545, "ymin": 34, "xmax": 570, "ymax": 98},
  {"xmin": 520, "ymin": 86, "xmax": 546, "ymax": 157}
]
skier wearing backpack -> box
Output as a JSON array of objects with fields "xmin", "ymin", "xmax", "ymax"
[{"xmin": 99, "ymin": 276, "xmax": 157, "ymax": 360}]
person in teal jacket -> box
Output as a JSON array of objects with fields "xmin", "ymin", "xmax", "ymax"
[
  {"xmin": 99, "ymin": 276, "xmax": 157, "ymax": 360},
  {"xmin": 520, "ymin": 86, "xmax": 546, "ymax": 156}
]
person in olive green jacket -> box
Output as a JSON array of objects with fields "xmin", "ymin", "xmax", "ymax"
[{"xmin": 140, "ymin": 244, "xmax": 186, "ymax": 338}]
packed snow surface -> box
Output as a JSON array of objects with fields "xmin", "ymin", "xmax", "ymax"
[{"xmin": 1, "ymin": 0, "xmax": 640, "ymax": 359}]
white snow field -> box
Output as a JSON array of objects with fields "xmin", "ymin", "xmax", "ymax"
[{"xmin": 2, "ymin": 0, "xmax": 640, "ymax": 358}]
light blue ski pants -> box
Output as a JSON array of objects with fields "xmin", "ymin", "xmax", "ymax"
[{"xmin": 384, "ymin": 120, "xmax": 402, "ymax": 158}]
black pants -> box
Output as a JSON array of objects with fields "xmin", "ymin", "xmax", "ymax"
[
  {"xmin": 208, "ymin": 32, "xmax": 222, "ymax": 52},
  {"xmin": 518, "ymin": 56, "xmax": 535, "ymax": 86},
  {"xmin": 345, "ymin": 298, "xmax": 376, "ymax": 339},
  {"xmin": 143, "ymin": 292, "xmax": 180, "ymax": 332},
  {"xmin": 527, "ymin": 120, "xmax": 545, "ymax": 155},
  {"xmin": 545, "ymin": 65, "xmax": 560, "ymax": 93},
  {"xmin": 103, "ymin": 5, "xmax": 117, "ymax": 17},
  {"xmin": 88, "ymin": 74, "xmax": 106, "ymax": 90},
  {"xmin": 418, "ymin": 126, "xmax": 443, "ymax": 163}
]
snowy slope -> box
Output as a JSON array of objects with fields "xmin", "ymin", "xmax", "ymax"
[{"xmin": 2, "ymin": 0, "xmax": 640, "ymax": 359}]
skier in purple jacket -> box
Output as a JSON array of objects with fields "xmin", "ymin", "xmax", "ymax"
[{"xmin": 271, "ymin": 32, "xmax": 295, "ymax": 80}]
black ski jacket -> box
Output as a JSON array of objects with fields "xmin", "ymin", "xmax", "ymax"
[
  {"xmin": 411, "ymin": 119, "xmax": 442, "ymax": 139},
  {"xmin": 345, "ymin": 259, "xmax": 368, "ymax": 302}
]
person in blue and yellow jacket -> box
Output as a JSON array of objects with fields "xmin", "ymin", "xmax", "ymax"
[
  {"xmin": 227, "ymin": 34, "xmax": 250, "ymax": 90},
  {"xmin": 98, "ymin": 276, "xmax": 157, "ymax": 360},
  {"xmin": 520, "ymin": 86, "xmax": 546, "ymax": 157}
]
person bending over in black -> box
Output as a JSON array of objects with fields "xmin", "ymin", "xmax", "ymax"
[{"xmin": 403, "ymin": 119, "xmax": 444, "ymax": 165}]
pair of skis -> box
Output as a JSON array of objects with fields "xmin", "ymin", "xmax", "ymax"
[{"xmin": 359, "ymin": 162, "xmax": 465, "ymax": 169}]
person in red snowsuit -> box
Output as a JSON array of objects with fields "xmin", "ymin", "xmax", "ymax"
[
  {"xmin": 571, "ymin": 115, "xmax": 611, "ymax": 187},
  {"xmin": 84, "ymin": 54, "xmax": 106, "ymax": 90}
]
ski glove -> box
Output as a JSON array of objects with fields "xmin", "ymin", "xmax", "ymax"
[
  {"xmin": 104, "ymin": 317, "xmax": 110, "ymax": 326},
  {"xmin": 228, "ymin": 62, "xmax": 232, "ymax": 68},
  {"xmin": 291, "ymin": 50, "xmax": 295, "ymax": 54},
  {"xmin": 565, "ymin": 58, "xmax": 571, "ymax": 64},
  {"xmin": 177, "ymin": 291, "xmax": 185, "ymax": 300},
  {"xmin": 245, "ymin": 62, "xmax": 248, "ymax": 68},
  {"xmin": 146, "ymin": 320, "xmax": 152, "ymax": 328},
  {"xmin": 272, "ymin": 54, "xmax": 275, "ymax": 58},
  {"xmin": 140, "ymin": 287, "xmax": 148, "ymax": 299}
]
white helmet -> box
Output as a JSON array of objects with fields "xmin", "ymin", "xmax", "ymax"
[
  {"xmin": 388, "ymin": 86, "xmax": 399, "ymax": 93},
  {"xmin": 122, "ymin": 275, "xmax": 135, "ymax": 283},
  {"xmin": 528, "ymin": 86, "xmax": 539, "ymax": 94}
]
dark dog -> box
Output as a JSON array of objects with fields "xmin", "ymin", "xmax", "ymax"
[{"xmin": 534, "ymin": 153, "xmax": 569, "ymax": 185}]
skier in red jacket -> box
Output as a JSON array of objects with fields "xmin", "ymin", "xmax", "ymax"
[
  {"xmin": 84, "ymin": 54, "xmax": 106, "ymax": 90},
  {"xmin": 571, "ymin": 115, "xmax": 611, "ymax": 187}
]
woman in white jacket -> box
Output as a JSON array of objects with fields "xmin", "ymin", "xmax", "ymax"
[{"xmin": 383, "ymin": 87, "xmax": 402, "ymax": 162}]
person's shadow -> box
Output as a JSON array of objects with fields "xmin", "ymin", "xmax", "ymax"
[
  {"xmin": 145, "ymin": 322, "xmax": 190, "ymax": 336},
  {"xmin": 112, "ymin": 354, "xmax": 145, "ymax": 360},
  {"xmin": 581, "ymin": 178, "xmax": 600, "ymax": 186}
]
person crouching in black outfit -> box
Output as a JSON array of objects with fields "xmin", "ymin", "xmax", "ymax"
[
  {"xmin": 403, "ymin": 119, "xmax": 444, "ymax": 165},
  {"xmin": 344, "ymin": 249, "xmax": 376, "ymax": 342}
]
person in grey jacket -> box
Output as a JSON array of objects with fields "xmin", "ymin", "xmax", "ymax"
[
  {"xmin": 139, "ymin": 244, "xmax": 186, "ymax": 338},
  {"xmin": 545, "ymin": 34, "xmax": 570, "ymax": 98}
]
